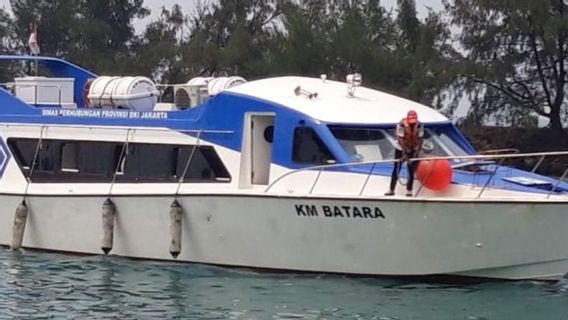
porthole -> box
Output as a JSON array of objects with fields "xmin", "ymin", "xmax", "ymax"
[{"xmin": 264, "ymin": 126, "xmax": 274, "ymax": 143}]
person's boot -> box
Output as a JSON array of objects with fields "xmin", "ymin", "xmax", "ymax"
[
  {"xmin": 405, "ymin": 190, "xmax": 413, "ymax": 197},
  {"xmin": 384, "ymin": 190, "xmax": 395, "ymax": 196}
]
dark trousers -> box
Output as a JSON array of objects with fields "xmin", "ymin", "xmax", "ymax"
[{"xmin": 389, "ymin": 149, "xmax": 418, "ymax": 192}]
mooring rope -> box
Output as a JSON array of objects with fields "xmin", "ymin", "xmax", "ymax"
[
  {"xmin": 108, "ymin": 128, "xmax": 133, "ymax": 197},
  {"xmin": 23, "ymin": 125, "xmax": 47, "ymax": 198},
  {"xmin": 174, "ymin": 130, "xmax": 202, "ymax": 199}
]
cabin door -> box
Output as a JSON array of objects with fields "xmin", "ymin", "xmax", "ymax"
[{"xmin": 240, "ymin": 113, "xmax": 275, "ymax": 187}]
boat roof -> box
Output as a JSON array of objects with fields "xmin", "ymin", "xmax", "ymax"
[
  {"xmin": 0, "ymin": 55, "xmax": 96, "ymax": 78},
  {"xmin": 227, "ymin": 76, "xmax": 449, "ymax": 125},
  {"xmin": 0, "ymin": 55, "xmax": 449, "ymax": 126}
]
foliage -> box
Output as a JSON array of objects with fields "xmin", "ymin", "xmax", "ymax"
[
  {"xmin": 9, "ymin": 0, "xmax": 149, "ymax": 73},
  {"xmin": 0, "ymin": 7, "xmax": 16, "ymax": 82},
  {"xmin": 131, "ymin": 5, "xmax": 186, "ymax": 82},
  {"xmin": 0, "ymin": 0, "xmax": 481, "ymax": 122},
  {"xmin": 446, "ymin": 0, "xmax": 568, "ymax": 133}
]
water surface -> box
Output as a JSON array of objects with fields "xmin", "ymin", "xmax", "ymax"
[{"xmin": 0, "ymin": 248, "xmax": 567, "ymax": 319}]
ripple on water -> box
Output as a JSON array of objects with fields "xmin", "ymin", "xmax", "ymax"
[{"xmin": 1, "ymin": 248, "xmax": 568, "ymax": 319}]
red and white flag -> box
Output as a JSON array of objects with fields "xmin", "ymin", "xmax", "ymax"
[{"xmin": 28, "ymin": 24, "xmax": 40, "ymax": 55}]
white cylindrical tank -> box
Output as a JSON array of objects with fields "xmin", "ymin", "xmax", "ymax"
[
  {"xmin": 207, "ymin": 76, "xmax": 247, "ymax": 95},
  {"xmin": 87, "ymin": 76, "xmax": 159, "ymax": 111},
  {"xmin": 187, "ymin": 77, "xmax": 214, "ymax": 86},
  {"xmin": 187, "ymin": 76, "xmax": 246, "ymax": 96}
]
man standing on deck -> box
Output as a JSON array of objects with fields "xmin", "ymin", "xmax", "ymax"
[{"xmin": 385, "ymin": 110, "xmax": 423, "ymax": 197}]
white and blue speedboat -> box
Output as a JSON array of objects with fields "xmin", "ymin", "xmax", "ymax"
[{"xmin": 0, "ymin": 55, "xmax": 567, "ymax": 280}]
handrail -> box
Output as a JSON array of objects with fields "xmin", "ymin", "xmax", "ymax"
[
  {"xmin": 266, "ymin": 158, "xmax": 399, "ymax": 193},
  {"xmin": 0, "ymin": 123, "xmax": 233, "ymax": 135},
  {"xmin": 155, "ymin": 84, "xmax": 181, "ymax": 89},
  {"xmin": 265, "ymin": 151, "xmax": 568, "ymax": 198},
  {"xmin": 478, "ymin": 148, "xmax": 519, "ymax": 155}
]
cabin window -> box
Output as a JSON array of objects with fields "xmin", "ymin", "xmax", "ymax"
[
  {"xmin": 422, "ymin": 128, "xmax": 469, "ymax": 159},
  {"xmin": 8, "ymin": 139, "xmax": 59, "ymax": 181},
  {"xmin": 176, "ymin": 146, "xmax": 231, "ymax": 182},
  {"xmin": 78, "ymin": 142, "xmax": 116, "ymax": 179},
  {"xmin": 330, "ymin": 128, "xmax": 395, "ymax": 162},
  {"xmin": 34, "ymin": 141, "xmax": 56, "ymax": 173},
  {"xmin": 199, "ymin": 146, "xmax": 231, "ymax": 181},
  {"xmin": 60, "ymin": 142, "xmax": 79, "ymax": 172},
  {"xmin": 264, "ymin": 126, "xmax": 274, "ymax": 143},
  {"xmin": 123, "ymin": 144, "xmax": 177, "ymax": 182},
  {"xmin": 8, "ymin": 139, "xmax": 37, "ymax": 171},
  {"xmin": 113, "ymin": 144, "xmax": 129, "ymax": 176},
  {"xmin": 292, "ymin": 127, "xmax": 335, "ymax": 165},
  {"xmin": 7, "ymin": 138, "xmax": 231, "ymax": 183}
]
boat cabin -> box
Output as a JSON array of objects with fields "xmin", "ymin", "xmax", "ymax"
[{"xmin": 0, "ymin": 55, "xmax": 565, "ymax": 196}]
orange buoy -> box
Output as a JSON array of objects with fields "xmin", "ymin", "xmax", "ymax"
[{"xmin": 416, "ymin": 159, "xmax": 453, "ymax": 191}]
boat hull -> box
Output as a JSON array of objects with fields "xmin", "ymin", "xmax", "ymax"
[{"xmin": 1, "ymin": 193, "xmax": 567, "ymax": 280}]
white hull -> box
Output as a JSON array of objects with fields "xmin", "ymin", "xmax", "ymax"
[{"xmin": 2, "ymin": 192, "xmax": 568, "ymax": 280}]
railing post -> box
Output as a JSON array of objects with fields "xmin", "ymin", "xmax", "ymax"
[
  {"xmin": 531, "ymin": 155, "xmax": 546, "ymax": 173},
  {"xmin": 547, "ymin": 167, "xmax": 568, "ymax": 199},
  {"xmin": 358, "ymin": 163, "xmax": 376, "ymax": 196},
  {"xmin": 309, "ymin": 169, "xmax": 323, "ymax": 195},
  {"xmin": 477, "ymin": 159, "xmax": 505, "ymax": 199}
]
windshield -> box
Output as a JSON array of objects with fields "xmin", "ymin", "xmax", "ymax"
[
  {"xmin": 422, "ymin": 128, "xmax": 470, "ymax": 159},
  {"xmin": 331, "ymin": 128, "xmax": 395, "ymax": 162},
  {"xmin": 330, "ymin": 126, "xmax": 471, "ymax": 163}
]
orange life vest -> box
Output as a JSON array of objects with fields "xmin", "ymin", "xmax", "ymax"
[{"xmin": 400, "ymin": 119, "xmax": 422, "ymax": 151}]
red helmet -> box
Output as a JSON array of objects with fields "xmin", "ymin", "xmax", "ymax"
[{"xmin": 406, "ymin": 110, "xmax": 418, "ymax": 124}]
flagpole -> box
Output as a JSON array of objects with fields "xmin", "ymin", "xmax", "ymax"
[{"xmin": 28, "ymin": 23, "xmax": 40, "ymax": 77}]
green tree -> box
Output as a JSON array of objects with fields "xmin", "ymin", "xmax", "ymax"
[
  {"xmin": 272, "ymin": 0, "xmax": 456, "ymax": 109},
  {"xmin": 0, "ymin": 8, "xmax": 11, "ymax": 47},
  {"xmin": 270, "ymin": 0, "xmax": 331, "ymax": 75},
  {"xmin": 393, "ymin": 0, "xmax": 459, "ymax": 108},
  {"xmin": 183, "ymin": 0, "xmax": 281, "ymax": 77},
  {"xmin": 0, "ymin": 7, "xmax": 16, "ymax": 82},
  {"xmin": 274, "ymin": 0, "xmax": 398, "ymax": 81},
  {"xmin": 397, "ymin": 0, "xmax": 420, "ymax": 51},
  {"xmin": 71, "ymin": 0, "xmax": 150, "ymax": 73},
  {"xmin": 133, "ymin": 5, "xmax": 186, "ymax": 82},
  {"xmin": 9, "ymin": 0, "xmax": 149, "ymax": 74},
  {"xmin": 10, "ymin": 0, "xmax": 79, "ymax": 56},
  {"xmin": 447, "ymin": 0, "xmax": 568, "ymax": 133}
]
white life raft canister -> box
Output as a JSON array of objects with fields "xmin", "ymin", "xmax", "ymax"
[
  {"xmin": 186, "ymin": 76, "xmax": 246, "ymax": 96},
  {"xmin": 87, "ymin": 76, "xmax": 159, "ymax": 111}
]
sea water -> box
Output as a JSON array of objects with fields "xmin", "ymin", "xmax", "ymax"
[{"xmin": 0, "ymin": 248, "xmax": 567, "ymax": 319}]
